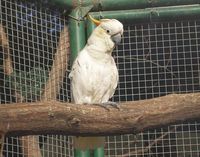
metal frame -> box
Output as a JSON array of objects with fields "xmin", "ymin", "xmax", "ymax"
[
  {"xmin": 51, "ymin": 0, "xmax": 200, "ymax": 63},
  {"xmin": 50, "ymin": 0, "xmax": 200, "ymax": 11},
  {"xmin": 87, "ymin": 4, "xmax": 200, "ymax": 36}
]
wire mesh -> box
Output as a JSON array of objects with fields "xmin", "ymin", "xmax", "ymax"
[
  {"xmin": 0, "ymin": 0, "xmax": 73, "ymax": 156},
  {"xmin": 108, "ymin": 20, "xmax": 200, "ymax": 157},
  {"xmin": 106, "ymin": 123, "xmax": 200, "ymax": 157},
  {"xmin": 113, "ymin": 21, "xmax": 200, "ymax": 102},
  {"xmin": 0, "ymin": 0, "xmax": 200, "ymax": 157}
]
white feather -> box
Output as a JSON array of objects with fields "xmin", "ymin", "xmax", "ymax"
[
  {"xmin": 69, "ymin": 20, "xmax": 123, "ymax": 104},
  {"xmin": 69, "ymin": 46, "xmax": 118, "ymax": 104},
  {"xmin": 69, "ymin": 18, "xmax": 123, "ymax": 150}
]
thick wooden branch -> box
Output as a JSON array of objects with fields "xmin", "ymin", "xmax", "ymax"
[
  {"xmin": 41, "ymin": 26, "xmax": 70, "ymax": 100},
  {"xmin": 0, "ymin": 24, "xmax": 12, "ymax": 75},
  {"xmin": 0, "ymin": 93, "xmax": 200, "ymax": 136}
]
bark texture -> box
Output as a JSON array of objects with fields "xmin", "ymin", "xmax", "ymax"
[{"xmin": 0, "ymin": 93, "xmax": 199, "ymax": 136}]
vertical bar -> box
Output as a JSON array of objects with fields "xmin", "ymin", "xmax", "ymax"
[
  {"xmin": 69, "ymin": 8, "xmax": 86, "ymax": 63},
  {"xmin": 86, "ymin": 19, "xmax": 96, "ymax": 39},
  {"xmin": 69, "ymin": 8, "xmax": 89, "ymax": 157}
]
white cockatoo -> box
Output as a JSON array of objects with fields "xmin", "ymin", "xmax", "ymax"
[{"xmin": 69, "ymin": 15, "xmax": 123, "ymax": 157}]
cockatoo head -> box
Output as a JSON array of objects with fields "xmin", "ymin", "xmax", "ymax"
[{"xmin": 88, "ymin": 15, "xmax": 123, "ymax": 53}]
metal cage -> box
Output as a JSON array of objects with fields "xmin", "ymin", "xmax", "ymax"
[{"xmin": 0, "ymin": 0, "xmax": 200, "ymax": 156}]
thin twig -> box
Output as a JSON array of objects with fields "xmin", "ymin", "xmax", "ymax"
[{"xmin": 120, "ymin": 127, "xmax": 176, "ymax": 157}]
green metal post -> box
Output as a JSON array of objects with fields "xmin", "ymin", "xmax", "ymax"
[
  {"xmin": 49, "ymin": 0, "xmax": 200, "ymax": 11},
  {"xmin": 99, "ymin": 0, "xmax": 200, "ymax": 11},
  {"xmin": 75, "ymin": 149, "xmax": 90, "ymax": 157},
  {"xmin": 86, "ymin": 19, "xmax": 96, "ymax": 39},
  {"xmin": 69, "ymin": 8, "xmax": 86, "ymax": 63},
  {"xmin": 94, "ymin": 147, "xmax": 104, "ymax": 157},
  {"xmin": 69, "ymin": 7, "xmax": 89, "ymax": 157},
  {"xmin": 89, "ymin": 4, "xmax": 200, "ymax": 24}
]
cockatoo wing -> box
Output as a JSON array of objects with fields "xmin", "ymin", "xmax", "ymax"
[{"xmin": 69, "ymin": 48, "xmax": 118, "ymax": 104}]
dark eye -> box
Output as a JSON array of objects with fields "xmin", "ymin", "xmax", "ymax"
[{"xmin": 107, "ymin": 30, "xmax": 110, "ymax": 33}]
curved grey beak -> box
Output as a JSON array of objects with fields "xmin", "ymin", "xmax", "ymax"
[{"xmin": 111, "ymin": 33, "xmax": 122, "ymax": 45}]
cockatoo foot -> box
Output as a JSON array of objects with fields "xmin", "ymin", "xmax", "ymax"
[
  {"xmin": 103, "ymin": 101, "xmax": 120, "ymax": 110},
  {"xmin": 93, "ymin": 101, "xmax": 120, "ymax": 111}
]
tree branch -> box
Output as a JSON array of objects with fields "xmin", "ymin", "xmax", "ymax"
[
  {"xmin": 19, "ymin": 25, "xmax": 70, "ymax": 157},
  {"xmin": 120, "ymin": 127, "xmax": 176, "ymax": 157},
  {"xmin": 41, "ymin": 26, "xmax": 70, "ymax": 100},
  {"xmin": 0, "ymin": 93, "xmax": 200, "ymax": 136}
]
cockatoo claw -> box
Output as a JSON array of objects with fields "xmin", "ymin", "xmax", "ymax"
[
  {"xmin": 93, "ymin": 101, "xmax": 120, "ymax": 111},
  {"xmin": 103, "ymin": 101, "xmax": 121, "ymax": 110}
]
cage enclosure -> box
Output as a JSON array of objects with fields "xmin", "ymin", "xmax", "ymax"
[{"xmin": 0, "ymin": 0, "xmax": 200, "ymax": 157}]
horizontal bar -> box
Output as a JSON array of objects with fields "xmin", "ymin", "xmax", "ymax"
[
  {"xmin": 98, "ymin": 0, "xmax": 200, "ymax": 11},
  {"xmin": 48, "ymin": 0, "xmax": 200, "ymax": 11},
  {"xmin": 90, "ymin": 4, "xmax": 200, "ymax": 24}
]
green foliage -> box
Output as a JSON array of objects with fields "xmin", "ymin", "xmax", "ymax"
[{"xmin": 5, "ymin": 67, "xmax": 49, "ymax": 101}]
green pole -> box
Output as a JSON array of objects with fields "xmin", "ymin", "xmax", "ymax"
[
  {"xmin": 75, "ymin": 149, "xmax": 90, "ymax": 157},
  {"xmin": 69, "ymin": 8, "xmax": 86, "ymax": 63},
  {"xmin": 69, "ymin": 8, "xmax": 88, "ymax": 156},
  {"xmin": 49, "ymin": 0, "xmax": 200, "ymax": 11},
  {"xmin": 89, "ymin": 4, "xmax": 200, "ymax": 24},
  {"xmin": 99, "ymin": 0, "xmax": 200, "ymax": 11},
  {"xmin": 94, "ymin": 147, "xmax": 104, "ymax": 157},
  {"xmin": 86, "ymin": 19, "xmax": 96, "ymax": 39}
]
